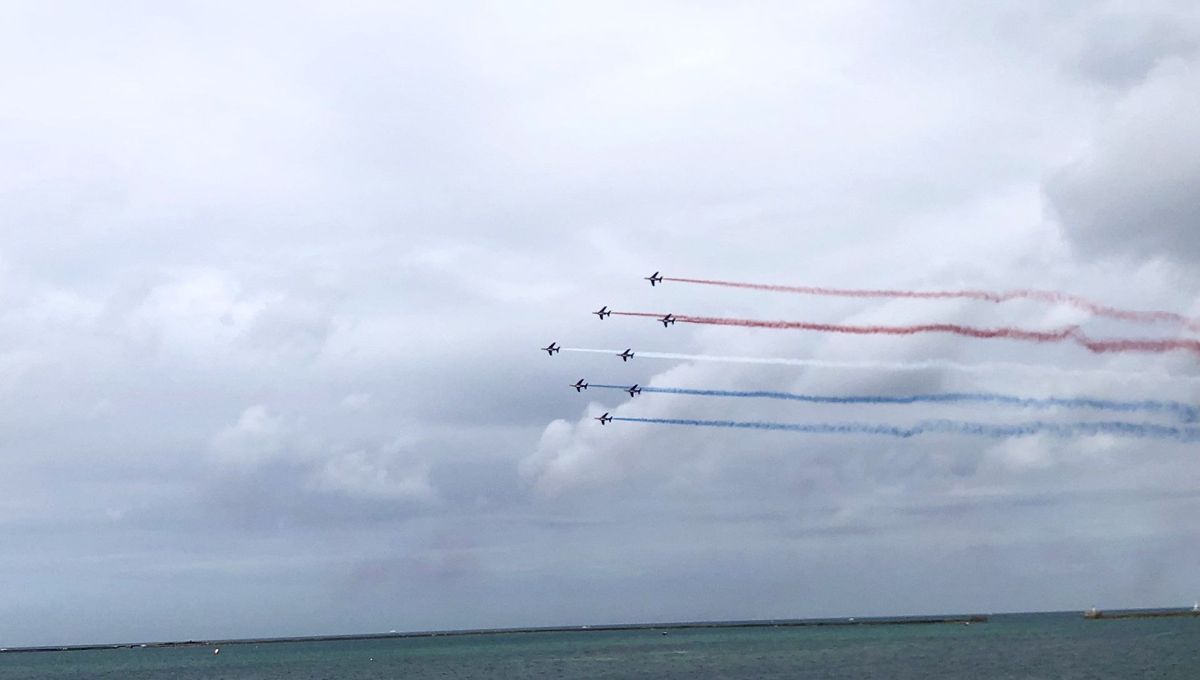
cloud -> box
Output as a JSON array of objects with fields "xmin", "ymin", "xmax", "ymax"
[
  {"xmin": 1048, "ymin": 46, "xmax": 1200, "ymax": 266},
  {"xmin": 309, "ymin": 447, "xmax": 436, "ymax": 502},
  {"xmin": 207, "ymin": 405, "xmax": 289, "ymax": 471},
  {"xmin": 1066, "ymin": 3, "xmax": 1199, "ymax": 88},
  {"xmin": 203, "ymin": 405, "xmax": 438, "ymax": 517}
]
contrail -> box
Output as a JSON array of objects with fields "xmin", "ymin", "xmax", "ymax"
[
  {"xmin": 613, "ymin": 416, "xmax": 1200, "ymax": 442},
  {"xmin": 660, "ymin": 276, "xmax": 1200, "ymax": 331},
  {"xmin": 584, "ymin": 384, "xmax": 1199, "ymax": 423},
  {"xmin": 558, "ymin": 347, "xmax": 1200, "ymax": 383},
  {"xmin": 609, "ymin": 312, "xmax": 1200, "ymax": 358}
]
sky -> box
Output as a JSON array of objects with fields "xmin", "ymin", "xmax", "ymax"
[{"xmin": 1, "ymin": 0, "xmax": 1199, "ymax": 647}]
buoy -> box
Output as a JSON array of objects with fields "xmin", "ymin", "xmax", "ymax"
[{"xmin": 213, "ymin": 648, "xmax": 220, "ymax": 655}]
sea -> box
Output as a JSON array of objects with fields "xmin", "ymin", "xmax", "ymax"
[{"xmin": 1, "ymin": 612, "xmax": 1196, "ymax": 679}]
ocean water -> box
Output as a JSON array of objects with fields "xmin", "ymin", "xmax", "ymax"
[{"xmin": 2, "ymin": 613, "xmax": 1197, "ymax": 679}]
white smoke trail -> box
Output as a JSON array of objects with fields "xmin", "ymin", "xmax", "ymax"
[{"xmin": 560, "ymin": 348, "xmax": 1200, "ymax": 383}]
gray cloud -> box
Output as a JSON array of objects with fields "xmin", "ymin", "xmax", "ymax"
[
  {"xmin": 1047, "ymin": 58, "xmax": 1200, "ymax": 265},
  {"xmin": 1047, "ymin": 4, "xmax": 1200, "ymax": 268},
  {"xmin": 1067, "ymin": 3, "xmax": 1199, "ymax": 87}
]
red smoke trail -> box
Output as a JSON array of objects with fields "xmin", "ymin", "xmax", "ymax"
[
  {"xmin": 661, "ymin": 277, "xmax": 1200, "ymax": 332},
  {"xmin": 609, "ymin": 311, "xmax": 1200, "ymax": 357}
]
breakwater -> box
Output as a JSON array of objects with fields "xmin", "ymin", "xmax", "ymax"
[
  {"xmin": 0, "ymin": 615, "xmax": 989, "ymax": 654},
  {"xmin": 1084, "ymin": 608, "xmax": 1200, "ymax": 620}
]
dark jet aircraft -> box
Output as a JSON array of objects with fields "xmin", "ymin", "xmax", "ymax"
[
  {"xmin": 618, "ymin": 348, "xmax": 634, "ymax": 362},
  {"xmin": 541, "ymin": 341, "xmax": 560, "ymax": 355},
  {"xmin": 570, "ymin": 379, "xmax": 588, "ymax": 392},
  {"xmin": 595, "ymin": 412, "xmax": 613, "ymax": 425},
  {"xmin": 626, "ymin": 384, "xmax": 642, "ymax": 397},
  {"xmin": 658, "ymin": 313, "xmax": 676, "ymax": 327},
  {"xmin": 644, "ymin": 271, "xmax": 663, "ymax": 286},
  {"xmin": 593, "ymin": 306, "xmax": 611, "ymax": 320}
]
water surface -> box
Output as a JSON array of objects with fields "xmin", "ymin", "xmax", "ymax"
[{"xmin": 2, "ymin": 613, "xmax": 1196, "ymax": 679}]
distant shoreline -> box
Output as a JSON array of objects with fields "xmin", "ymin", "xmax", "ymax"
[
  {"xmin": 5, "ymin": 608, "xmax": 1196, "ymax": 655},
  {"xmin": 1, "ymin": 615, "xmax": 988, "ymax": 654}
]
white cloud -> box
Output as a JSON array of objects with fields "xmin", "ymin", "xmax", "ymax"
[
  {"xmin": 309, "ymin": 449, "xmax": 436, "ymax": 502},
  {"xmin": 207, "ymin": 405, "xmax": 288, "ymax": 471}
]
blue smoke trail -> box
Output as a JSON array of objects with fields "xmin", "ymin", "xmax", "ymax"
[
  {"xmin": 586, "ymin": 385, "xmax": 1199, "ymax": 423},
  {"xmin": 612, "ymin": 417, "xmax": 1200, "ymax": 442}
]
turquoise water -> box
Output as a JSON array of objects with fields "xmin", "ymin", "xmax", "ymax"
[{"xmin": 2, "ymin": 614, "xmax": 1197, "ymax": 679}]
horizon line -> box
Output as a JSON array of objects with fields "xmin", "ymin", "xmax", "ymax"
[{"xmin": 5, "ymin": 606, "xmax": 1197, "ymax": 653}]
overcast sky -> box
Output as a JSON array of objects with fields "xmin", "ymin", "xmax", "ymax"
[{"xmin": 2, "ymin": 1, "xmax": 1199, "ymax": 647}]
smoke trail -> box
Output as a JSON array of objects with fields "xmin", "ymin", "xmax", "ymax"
[
  {"xmin": 559, "ymin": 348, "xmax": 1200, "ymax": 383},
  {"xmin": 609, "ymin": 312, "xmax": 1200, "ymax": 357},
  {"xmin": 613, "ymin": 416, "xmax": 1200, "ymax": 442},
  {"xmin": 584, "ymin": 384, "xmax": 1199, "ymax": 423},
  {"xmin": 661, "ymin": 277, "xmax": 1200, "ymax": 331}
]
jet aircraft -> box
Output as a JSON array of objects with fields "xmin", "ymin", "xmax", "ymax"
[
  {"xmin": 626, "ymin": 384, "xmax": 642, "ymax": 397},
  {"xmin": 658, "ymin": 313, "xmax": 676, "ymax": 327},
  {"xmin": 570, "ymin": 379, "xmax": 588, "ymax": 392},
  {"xmin": 593, "ymin": 305, "xmax": 611, "ymax": 320},
  {"xmin": 541, "ymin": 341, "xmax": 560, "ymax": 355},
  {"xmin": 618, "ymin": 348, "xmax": 634, "ymax": 362},
  {"xmin": 644, "ymin": 271, "xmax": 663, "ymax": 286},
  {"xmin": 595, "ymin": 412, "xmax": 613, "ymax": 425}
]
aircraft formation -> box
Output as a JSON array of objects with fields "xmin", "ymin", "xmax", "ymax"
[{"xmin": 539, "ymin": 272, "xmax": 1200, "ymax": 443}]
